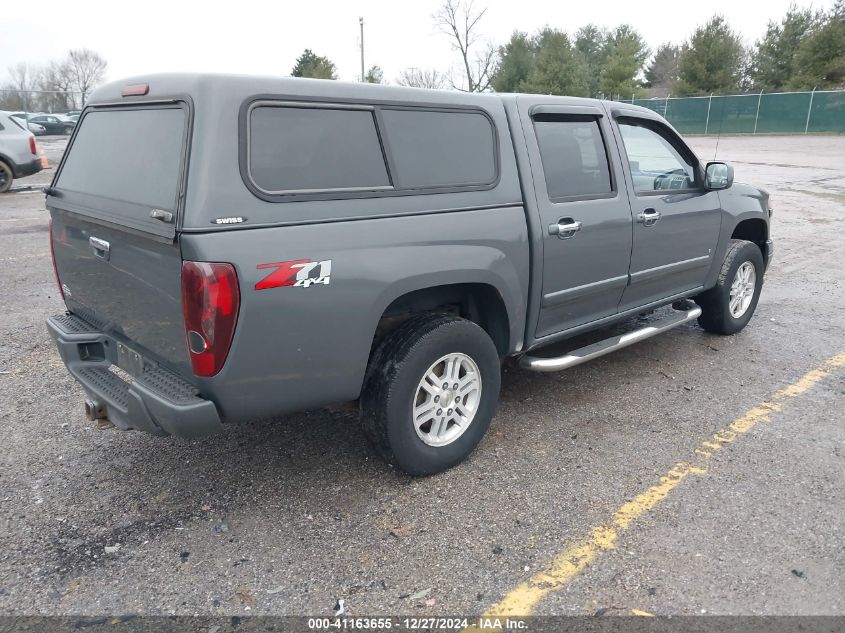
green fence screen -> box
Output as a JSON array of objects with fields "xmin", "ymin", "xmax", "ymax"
[{"xmin": 627, "ymin": 90, "xmax": 845, "ymax": 135}]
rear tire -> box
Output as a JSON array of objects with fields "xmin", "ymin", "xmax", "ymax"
[
  {"xmin": 0, "ymin": 161, "xmax": 13, "ymax": 193},
  {"xmin": 695, "ymin": 239, "xmax": 764, "ymax": 335},
  {"xmin": 361, "ymin": 315, "xmax": 501, "ymax": 476},
  {"xmin": 63, "ymin": 126, "xmax": 73, "ymax": 135}
]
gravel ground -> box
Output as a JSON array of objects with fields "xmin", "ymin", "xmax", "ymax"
[{"xmin": 0, "ymin": 134, "xmax": 843, "ymax": 617}]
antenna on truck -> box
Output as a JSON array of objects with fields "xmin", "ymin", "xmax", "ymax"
[
  {"xmin": 713, "ymin": 98, "xmax": 724, "ymax": 161},
  {"xmin": 359, "ymin": 17, "xmax": 365, "ymax": 83}
]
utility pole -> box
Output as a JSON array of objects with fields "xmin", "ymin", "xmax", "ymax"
[{"xmin": 359, "ymin": 17, "xmax": 365, "ymax": 82}]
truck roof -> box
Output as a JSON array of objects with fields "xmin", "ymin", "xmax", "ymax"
[{"xmin": 88, "ymin": 72, "xmax": 656, "ymax": 116}]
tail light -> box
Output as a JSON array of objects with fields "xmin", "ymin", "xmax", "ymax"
[
  {"xmin": 29, "ymin": 135, "xmax": 36, "ymax": 155},
  {"xmin": 181, "ymin": 261, "xmax": 240, "ymax": 377},
  {"xmin": 49, "ymin": 220, "xmax": 65, "ymax": 301}
]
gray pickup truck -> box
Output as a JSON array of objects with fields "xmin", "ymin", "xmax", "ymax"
[{"xmin": 46, "ymin": 74, "xmax": 773, "ymax": 475}]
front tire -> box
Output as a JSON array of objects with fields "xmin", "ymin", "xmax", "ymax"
[
  {"xmin": 361, "ymin": 315, "xmax": 501, "ymax": 476},
  {"xmin": 695, "ymin": 239, "xmax": 764, "ymax": 335}
]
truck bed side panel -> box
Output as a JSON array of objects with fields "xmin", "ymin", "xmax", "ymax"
[{"xmin": 180, "ymin": 206, "xmax": 529, "ymax": 423}]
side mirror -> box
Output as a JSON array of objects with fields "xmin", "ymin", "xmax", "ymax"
[{"xmin": 705, "ymin": 161, "xmax": 734, "ymax": 190}]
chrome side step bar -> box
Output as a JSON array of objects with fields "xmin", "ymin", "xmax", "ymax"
[{"xmin": 520, "ymin": 301, "xmax": 702, "ymax": 373}]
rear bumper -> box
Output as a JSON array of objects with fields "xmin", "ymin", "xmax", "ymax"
[
  {"xmin": 46, "ymin": 313, "xmax": 223, "ymax": 438},
  {"xmin": 15, "ymin": 157, "xmax": 43, "ymax": 178}
]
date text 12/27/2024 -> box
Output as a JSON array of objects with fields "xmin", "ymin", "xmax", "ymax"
[{"xmin": 307, "ymin": 617, "xmax": 528, "ymax": 630}]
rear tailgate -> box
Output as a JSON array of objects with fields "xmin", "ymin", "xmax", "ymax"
[{"xmin": 48, "ymin": 103, "xmax": 191, "ymax": 373}]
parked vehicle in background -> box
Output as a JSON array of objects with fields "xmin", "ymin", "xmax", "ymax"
[
  {"xmin": 28, "ymin": 114, "xmax": 75, "ymax": 135},
  {"xmin": 46, "ymin": 75, "xmax": 773, "ymax": 475},
  {"xmin": 9, "ymin": 114, "xmax": 47, "ymax": 136},
  {"xmin": 0, "ymin": 111, "xmax": 43, "ymax": 193}
]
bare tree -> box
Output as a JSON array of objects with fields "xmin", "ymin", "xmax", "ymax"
[
  {"xmin": 433, "ymin": 0, "xmax": 496, "ymax": 92},
  {"xmin": 1, "ymin": 49, "xmax": 105, "ymax": 112},
  {"xmin": 66, "ymin": 49, "xmax": 107, "ymax": 105},
  {"xmin": 7, "ymin": 63, "xmax": 39, "ymax": 91},
  {"xmin": 39, "ymin": 60, "xmax": 76, "ymax": 111},
  {"xmin": 396, "ymin": 67, "xmax": 447, "ymax": 89},
  {"xmin": 1, "ymin": 63, "xmax": 40, "ymax": 110}
]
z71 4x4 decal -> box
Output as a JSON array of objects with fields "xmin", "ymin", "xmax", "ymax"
[{"xmin": 255, "ymin": 259, "xmax": 332, "ymax": 290}]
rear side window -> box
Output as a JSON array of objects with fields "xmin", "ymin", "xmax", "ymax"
[
  {"xmin": 380, "ymin": 108, "xmax": 496, "ymax": 188},
  {"xmin": 243, "ymin": 101, "xmax": 499, "ymax": 200},
  {"xmin": 56, "ymin": 107, "xmax": 186, "ymax": 211},
  {"xmin": 533, "ymin": 115, "xmax": 612, "ymax": 200},
  {"xmin": 249, "ymin": 106, "xmax": 390, "ymax": 193}
]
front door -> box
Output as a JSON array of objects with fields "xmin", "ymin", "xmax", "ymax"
[
  {"xmin": 612, "ymin": 116, "xmax": 723, "ymax": 310},
  {"xmin": 518, "ymin": 98, "xmax": 633, "ymax": 338}
]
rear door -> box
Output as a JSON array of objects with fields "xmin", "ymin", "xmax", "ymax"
[
  {"xmin": 611, "ymin": 115, "xmax": 722, "ymax": 310},
  {"xmin": 518, "ymin": 97, "xmax": 633, "ymax": 338},
  {"xmin": 48, "ymin": 103, "xmax": 192, "ymax": 372}
]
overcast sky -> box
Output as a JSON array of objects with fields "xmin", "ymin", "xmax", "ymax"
[{"xmin": 0, "ymin": 0, "xmax": 831, "ymax": 86}]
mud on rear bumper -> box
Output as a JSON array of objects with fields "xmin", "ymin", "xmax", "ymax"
[{"xmin": 47, "ymin": 313, "xmax": 223, "ymax": 438}]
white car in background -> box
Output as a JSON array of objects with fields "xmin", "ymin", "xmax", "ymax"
[
  {"xmin": 9, "ymin": 113, "xmax": 47, "ymax": 136},
  {"xmin": 0, "ymin": 111, "xmax": 44, "ymax": 192}
]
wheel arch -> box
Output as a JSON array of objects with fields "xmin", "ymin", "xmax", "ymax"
[
  {"xmin": 368, "ymin": 278, "xmax": 514, "ymax": 360},
  {"xmin": 730, "ymin": 217, "xmax": 768, "ymax": 259}
]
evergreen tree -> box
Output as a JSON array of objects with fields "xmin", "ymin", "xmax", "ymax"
[
  {"xmin": 790, "ymin": 3, "xmax": 845, "ymax": 89},
  {"xmin": 520, "ymin": 28, "xmax": 589, "ymax": 96},
  {"xmin": 645, "ymin": 43, "xmax": 680, "ymax": 96},
  {"xmin": 364, "ymin": 65, "xmax": 384, "ymax": 84},
  {"xmin": 751, "ymin": 5, "xmax": 815, "ymax": 90},
  {"xmin": 574, "ymin": 24, "xmax": 609, "ymax": 97},
  {"xmin": 491, "ymin": 31, "xmax": 535, "ymax": 92},
  {"xmin": 599, "ymin": 25, "xmax": 649, "ymax": 99},
  {"xmin": 291, "ymin": 49, "xmax": 337, "ymax": 80},
  {"xmin": 675, "ymin": 16, "xmax": 746, "ymax": 95}
]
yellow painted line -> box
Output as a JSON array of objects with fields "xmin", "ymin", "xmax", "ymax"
[
  {"xmin": 631, "ymin": 609, "xmax": 655, "ymax": 617},
  {"xmin": 483, "ymin": 353, "xmax": 845, "ymax": 618}
]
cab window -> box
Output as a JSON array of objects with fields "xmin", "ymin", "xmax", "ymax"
[
  {"xmin": 533, "ymin": 114, "xmax": 613, "ymax": 201},
  {"xmin": 618, "ymin": 120, "xmax": 696, "ymax": 192}
]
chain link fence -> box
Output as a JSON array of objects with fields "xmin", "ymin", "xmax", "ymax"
[
  {"xmin": 0, "ymin": 89, "xmax": 84, "ymax": 115},
  {"xmin": 625, "ymin": 89, "xmax": 845, "ymax": 135}
]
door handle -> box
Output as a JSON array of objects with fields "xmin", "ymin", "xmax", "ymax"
[
  {"xmin": 549, "ymin": 218, "xmax": 582, "ymax": 239},
  {"xmin": 149, "ymin": 208, "xmax": 174, "ymax": 223},
  {"xmin": 637, "ymin": 208, "xmax": 661, "ymax": 227},
  {"xmin": 89, "ymin": 236, "xmax": 110, "ymax": 260}
]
